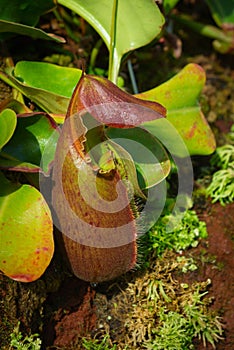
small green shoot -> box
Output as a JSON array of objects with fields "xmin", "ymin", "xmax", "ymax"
[
  {"xmin": 146, "ymin": 309, "xmax": 194, "ymax": 350},
  {"xmin": 140, "ymin": 209, "xmax": 208, "ymax": 265},
  {"xmin": 183, "ymin": 286, "xmax": 224, "ymax": 348},
  {"xmin": 10, "ymin": 322, "xmax": 41, "ymax": 350},
  {"xmin": 146, "ymin": 285, "xmax": 223, "ymax": 350},
  {"xmin": 82, "ymin": 334, "xmax": 117, "ymax": 350},
  {"xmin": 176, "ymin": 256, "xmax": 198, "ymax": 273}
]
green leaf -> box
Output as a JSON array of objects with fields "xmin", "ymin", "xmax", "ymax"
[
  {"xmin": 0, "ymin": 20, "xmax": 65, "ymax": 42},
  {"xmin": 0, "ymin": 66, "xmax": 71, "ymax": 114},
  {"xmin": 0, "ymin": 99, "xmax": 32, "ymax": 114},
  {"xmin": 136, "ymin": 64, "xmax": 216, "ymax": 156},
  {"xmin": 13, "ymin": 61, "xmax": 82, "ymax": 97},
  {"xmin": 0, "ymin": 0, "xmax": 55, "ymax": 27},
  {"xmin": 0, "ymin": 113, "xmax": 59, "ymax": 174},
  {"xmin": 0, "ymin": 61, "xmax": 82, "ymax": 113},
  {"xmin": 58, "ymin": 0, "xmax": 165, "ymax": 82},
  {"xmin": 0, "ymin": 158, "xmax": 41, "ymax": 172},
  {"xmin": 106, "ymin": 127, "xmax": 171, "ymax": 189},
  {"xmin": 171, "ymin": 13, "xmax": 234, "ymax": 54},
  {"xmin": 0, "ymin": 171, "xmax": 54, "ymax": 282},
  {"xmin": 163, "ymin": 0, "xmax": 180, "ymax": 15},
  {"xmin": 205, "ymin": 0, "xmax": 234, "ymax": 28},
  {"xmin": 0, "ymin": 108, "xmax": 17, "ymax": 149}
]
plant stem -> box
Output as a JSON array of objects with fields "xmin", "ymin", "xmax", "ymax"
[
  {"xmin": 127, "ymin": 59, "xmax": 139, "ymax": 94},
  {"xmin": 172, "ymin": 14, "xmax": 233, "ymax": 44},
  {"xmin": 108, "ymin": 0, "xmax": 119, "ymax": 84},
  {"xmin": 90, "ymin": 39, "xmax": 103, "ymax": 70}
]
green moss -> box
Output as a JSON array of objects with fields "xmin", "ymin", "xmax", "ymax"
[
  {"xmin": 207, "ymin": 145, "xmax": 234, "ymax": 205},
  {"xmin": 9, "ymin": 322, "xmax": 41, "ymax": 350},
  {"xmin": 87, "ymin": 251, "xmax": 223, "ymax": 350},
  {"xmin": 139, "ymin": 209, "xmax": 207, "ymax": 267},
  {"xmin": 82, "ymin": 335, "xmax": 117, "ymax": 350}
]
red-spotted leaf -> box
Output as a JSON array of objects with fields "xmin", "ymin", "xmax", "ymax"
[
  {"xmin": 136, "ymin": 64, "xmax": 216, "ymax": 156},
  {"xmin": 0, "ymin": 171, "xmax": 54, "ymax": 282}
]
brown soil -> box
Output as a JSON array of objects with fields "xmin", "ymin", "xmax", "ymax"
[
  {"xmin": 42, "ymin": 278, "xmax": 96, "ymax": 348},
  {"xmin": 39, "ymin": 202, "xmax": 234, "ymax": 350},
  {"xmin": 192, "ymin": 201, "xmax": 234, "ymax": 350}
]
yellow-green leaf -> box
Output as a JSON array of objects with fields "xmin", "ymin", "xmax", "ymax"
[{"xmin": 0, "ymin": 172, "xmax": 54, "ymax": 282}]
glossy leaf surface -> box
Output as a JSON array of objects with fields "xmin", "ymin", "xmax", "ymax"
[
  {"xmin": 205, "ymin": 0, "xmax": 234, "ymax": 27},
  {"xmin": 0, "ymin": 172, "xmax": 54, "ymax": 282},
  {"xmin": 14, "ymin": 61, "xmax": 82, "ymax": 98},
  {"xmin": 58, "ymin": 0, "xmax": 164, "ymax": 81},
  {"xmin": 0, "ymin": 62, "xmax": 216, "ymax": 156},
  {"xmin": 0, "ymin": 20, "xmax": 65, "ymax": 42},
  {"xmin": 136, "ymin": 64, "xmax": 216, "ymax": 156},
  {"xmin": 0, "ymin": 0, "xmax": 55, "ymax": 27},
  {"xmin": 0, "ymin": 108, "xmax": 17, "ymax": 149},
  {"xmin": 106, "ymin": 127, "xmax": 171, "ymax": 189},
  {"xmin": 0, "ymin": 62, "xmax": 82, "ymax": 113},
  {"xmin": 0, "ymin": 113, "xmax": 59, "ymax": 173},
  {"xmin": 67, "ymin": 73, "xmax": 166, "ymax": 127}
]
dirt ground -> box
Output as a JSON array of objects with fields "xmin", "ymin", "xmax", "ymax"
[
  {"xmin": 189, "ymin": 204, "xmax": 234, "ymax": 350},
  {"xmin": 39, "ymin": 201, "xmax": 234, "ymax": 350},
  {"xmin": 192, "ymin": 202, "xmax": 234, "ymax": 350}
]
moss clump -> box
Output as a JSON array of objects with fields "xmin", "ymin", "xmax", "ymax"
[
  {"xmin": 207, "ymin": 145, "xmax": 234, "ymax": 205},
  {"xmin": 82, "ymin": 335, "xmax": 117, "ymax": 350},
  {"xmin": 90, "ymin": 251, "xmax": 223, "ymax": 350},
  {"xmin": 139, "ymin": 209, "xmax": 208, "ymax": 267},
  {"xmin": 9, "ymin": 322, "xmax": 41, "ymax": 350}
]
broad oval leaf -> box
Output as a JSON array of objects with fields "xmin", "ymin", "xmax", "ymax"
[
  {"xmin": 0, "ymin": 0, "xmax": 55, "ymax": 27},
  {"xmin": 0, "ymin": 171, "xmax": 54, "ymax": 282},
  {"xmin": 1, "ymin": 112, "xmax": 59, "ymax": 174},
  {"xmin": 58, "ymin": 0, "xmax": 165, "ymax": 80},
  {"xmin": 0, "ymin": 108, "xmax": 17, "ymax": 149},
  {"xmin": 13, "ymin": 61, "xmax": 82, "ymax": 98},
  {"xmin": 0, "ymin": 62, "xmax": 81, "ymax": 113},
  {"xmin": 136, "ymin": 63, "xmax": 206, "ymax": 109},
  {"xmin": 136, "ymin": 64, "xmax": 216, "ymax": 156}
]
